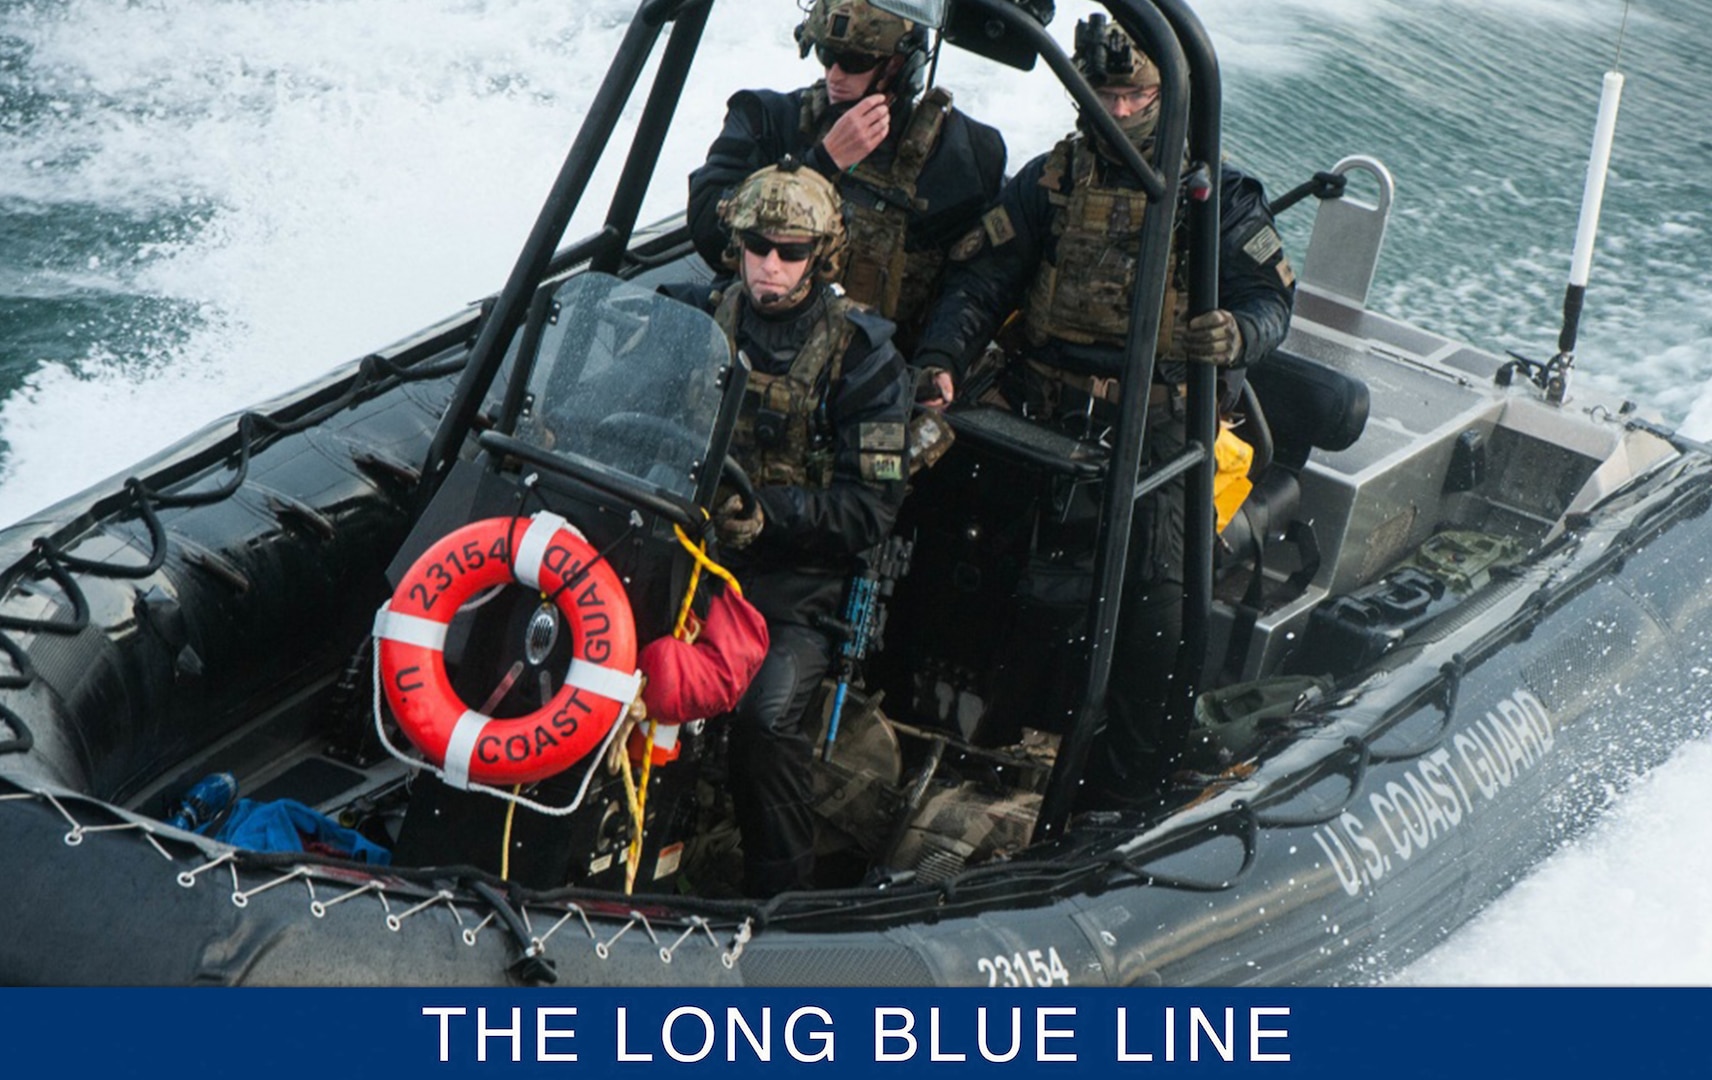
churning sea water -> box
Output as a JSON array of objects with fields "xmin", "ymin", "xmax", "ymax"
[{"xmin": 1, "ymin": 0, "xmax": 1708, "ymax": 982}]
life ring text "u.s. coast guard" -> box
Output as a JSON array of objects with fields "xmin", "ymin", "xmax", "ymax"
[{"xmin": 376, "ymin": 513, "xmax": 639, "ymax": 789}]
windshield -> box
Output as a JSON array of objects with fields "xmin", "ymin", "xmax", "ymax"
[{"xmin": 515, "ymin": 272, "xmax": 730, "ymax": 503}]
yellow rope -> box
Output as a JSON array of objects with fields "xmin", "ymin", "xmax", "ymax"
[
  {"xmin": 498, "ymin": 530, "xmax": 740, "ymax": 886},
  {"xmin": 624, "ymin": 718, "xmax": 659, "ymax": 895},
  {"xmin": 673, "ymin": 556, "xmax": 703, "ymax": 640},
  {"xmin": 621, "ymin": 528, "xmax": 741, "ymax": 894},
  {"xmin": 500, "ymin": 784, "xmax": 520, "ymax": 880},
  {"xmin": 616, "ymin": 730, "xmax": 641, "ymax": 890},
  {"xmin": 672, "ymin": 524, "xmax": 743, "ymax": 635}
]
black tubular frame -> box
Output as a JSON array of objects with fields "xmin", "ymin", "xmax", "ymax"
[
  {"xmin": 1029, "ymin": 0, "xmax": 1216, "ymax": 840},
  {"xmin": 1153, "ymin": 0, "xmax": 1222, "ymax": 780},
  {"xmin": 417, "ymin": 1, "xmax": 707, "ymax": 508},
  {"xmin": 406, "ymin": 0, "xmax": 1222, "ymax": 842},
  {"xmin": 591, "ymin": 0, "xmax": 715, "ymax": 275}
]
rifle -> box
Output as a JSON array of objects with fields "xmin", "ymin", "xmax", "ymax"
[{"xmin": 818, "ymin": 533, "xmax": 913, "ymax": 762}]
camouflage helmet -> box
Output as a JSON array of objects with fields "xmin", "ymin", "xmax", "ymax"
[
  {"xmin": 1072, "ymin": 14, "xmax": 1161, "ymax": 91},
  {"xmin": 718, "ymin": 160, "xmax": 848, "ymax": 285},
  {"xmin": 795, "ymin": 0, "xmax": 925, "ymax": 61},
  {"xmin": 1072, "ymin": 14, "xmax": 1164, "ymax": 157}
]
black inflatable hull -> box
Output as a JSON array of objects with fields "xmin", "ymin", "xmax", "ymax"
[
  {"xmin": 9, "ymin": 0, "xmax": 1705, "ymax": 987},
  {"xmin": 0, "ymin": 312, "xmax": 472, "ymax": 800},
  {"xmin": 1, "ymin": 409, "xmax": 1706, "ymax": 984}
]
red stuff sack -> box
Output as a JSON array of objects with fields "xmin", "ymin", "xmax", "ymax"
[{"xmin": 638, "ymin": 587, "xmax": 769, "ymax": 724}]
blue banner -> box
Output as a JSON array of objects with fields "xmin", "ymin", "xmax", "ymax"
[{"xmin": 1, "ymin": 988, "xmax": 1705, "ymax": 1076}]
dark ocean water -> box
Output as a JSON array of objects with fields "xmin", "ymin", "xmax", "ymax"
[
  {"xmin": 5, "ymin": 0, "xmax": 1708, "ymax": 513},
  {"xmin": 1, "ymin": 0, "xmax": 1708, "ymax": 980}
]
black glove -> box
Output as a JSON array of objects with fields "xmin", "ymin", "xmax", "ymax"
[{"xmin": 912, "ymin": 348, "xmax": 959, "ymax": 407}]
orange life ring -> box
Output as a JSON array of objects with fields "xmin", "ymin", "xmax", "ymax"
[{"xmin": 374, "ymin": 513, "xmax": 639, "ymax": 789}]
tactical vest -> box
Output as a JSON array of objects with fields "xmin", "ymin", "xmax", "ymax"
[
  {"xmin": 802, "ymin": 84, "xmax": 952, "ymax": 329},
  {"xmin": 715, "ymin": 287, "xmax": 859, "ymax": 489},
  {"xmin": 1022, "ymin": 137, "xmax": 1181, "ymax": 359}
]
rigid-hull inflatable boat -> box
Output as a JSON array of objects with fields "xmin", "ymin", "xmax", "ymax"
[{"xmin": 1, "ymin": 0, "xmax": 1705, "ymax": 986}]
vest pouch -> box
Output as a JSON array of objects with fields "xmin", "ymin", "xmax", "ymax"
[
  {"xmin": 738, "ymin": 375, "xmax": 797, "ymax": 450},
  {"xmin": 893, "ymin": 248, "xmax": 946, "ymax": 336},
  {"xmin": 1022, "ymin": 261, "xmax": 1061, "ymax": 347},
  {"xmin": 1025, "ymin": 229, "xmax": 1137, "ymax": 347},
  {"xmin": 717, "ymin": 289, "xmax": 859, "ymax": 493},
  {"xmin": 752, "ymin": 407, "xmax": 788, "ymax": 449},
  {"xmin": 843, "ymin": 200, "xmax": 911, "ymax": 318},
  {"xmin": 836, "ymin": 88, "xmax": 951, "ymax": 327},
  {"xmin": 736, "ymin": 373, "xmax": 815, "ymax": 485},
  {"xmin": 805, "ymin": 449, "xmax": 835, "ymax": 489}
]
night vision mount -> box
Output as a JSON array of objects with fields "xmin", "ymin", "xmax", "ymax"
[{"xmin": 1071, "ymin": 12, "xmax": 1135, "ymax": 84}]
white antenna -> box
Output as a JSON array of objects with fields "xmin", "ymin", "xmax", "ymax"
[{"xmin": 1547, "ymin": 2, "xmax": 1631, "ymax": 404}]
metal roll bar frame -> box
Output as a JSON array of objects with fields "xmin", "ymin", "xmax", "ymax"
[{"xmin": 414, "ymin": 0, "xmax": 1224, "ymax": 843}]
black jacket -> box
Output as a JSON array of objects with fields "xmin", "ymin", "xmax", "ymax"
[
  {"xmin": 916, "ymin": 146, "xmax": 1295, "ymax": 388},
  {"xmin": 714, "ymin": 287, "xmax": 912, "ymax": 626},
  {"xmin": 687, "ymin": 84, "xmax": 1006, "ymax": 273}
]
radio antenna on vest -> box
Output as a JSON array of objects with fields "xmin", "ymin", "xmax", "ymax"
[{"xmin": 1546, "ymin": 0, "xmax": 1630, "ymax": 405}]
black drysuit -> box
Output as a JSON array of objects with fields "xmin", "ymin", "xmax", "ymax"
[
  {"xmin": 915, "ymin": 145, "xmax": 1295, "ymax": 799},
  {"xmin": 712, "ymin": 286, "xmax": 911, "ymax": 895}
]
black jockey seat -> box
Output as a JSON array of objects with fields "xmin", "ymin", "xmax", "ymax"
[
  {"xmin": 1245, "ymin": 347, "xmax": 1369, "ymax": 469},
  {"xmin": 1219, "ymin": 348, "xmax": 1369, "ymax": 571},
  {"xmin": 945, "ymin": 344, "xmax": 1370, "ymax": 568},
  {"xmin": 945, "ymin": 404, "xmax": 1108, "ymax": 479}
]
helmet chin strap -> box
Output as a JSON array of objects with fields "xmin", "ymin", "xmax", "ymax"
[
  {"xmin": 820, "ymin": 58, "xmax": 899, "ymax": 121},
  {"xmin": 864, "ymin": 60, "xmax": 892, "ymax": 98},
  {"xmin": 743, "ymin": 262, "xmax": 817, "ymax": 313}
]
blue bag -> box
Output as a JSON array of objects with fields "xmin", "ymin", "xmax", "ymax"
[{"xmin": 215, "ymin": 798, "xmax": 392, "ymax": 865}]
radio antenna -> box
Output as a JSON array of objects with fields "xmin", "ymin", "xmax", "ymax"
[{"xmin": 1545, "ymin": 0, "xmax": 1631, "ymax": 405}]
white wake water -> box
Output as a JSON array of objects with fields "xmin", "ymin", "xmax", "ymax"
[{"xmin": 0, "ymin": 0, "xmax": 1707, "ymax": 983}]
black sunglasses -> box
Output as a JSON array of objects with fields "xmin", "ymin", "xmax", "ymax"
[
  {"xmin": 740, "ymin": 231, "xmax": 818, "ymax": 262},
  {"xmin": 814, "ymin": 45, "xmax": 885, "ymax": 74}
]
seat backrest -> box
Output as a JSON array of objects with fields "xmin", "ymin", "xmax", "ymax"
[
  {"xmin": 1246, "ymin": 348, "xmax": 1370, "ymax": 470},
  {"xmin": 1300, "ymin": 156, "xmax": 1395, "ymax": 308}
]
